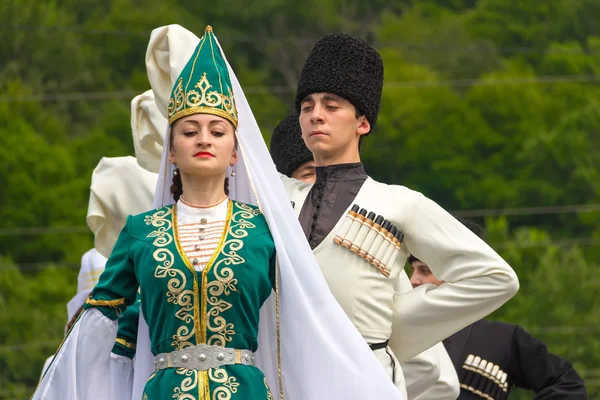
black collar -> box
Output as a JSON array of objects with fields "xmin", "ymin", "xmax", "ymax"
[{"xmin": 314, "ymin": 163, "xmax": 367, "ymax": 183}]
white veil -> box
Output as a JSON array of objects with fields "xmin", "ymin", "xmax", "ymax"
[{"xmin": 132, "ymin": 25, "xmax": 404, "ymax": 400}]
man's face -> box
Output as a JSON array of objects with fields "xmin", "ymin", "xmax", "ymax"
[
  {"xmin": 298, "ymin": 93, "xmax": 369, "ymax": 163},
  {"xmin": 291, "ymin": 160, "xmax": 316, "ymax": 183},
  {"xmin": 410, "ymin": 260, "xmax": 444, "ymax": 288}
]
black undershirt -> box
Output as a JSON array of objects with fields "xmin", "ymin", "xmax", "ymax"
[{"xmin": 298, "ymin": 163, "xmax": 368, "ymax": 249}]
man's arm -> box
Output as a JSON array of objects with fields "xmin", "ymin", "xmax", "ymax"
[
  {"xmin": 393, "ymin": 271, "xmax": 442, "ymax": 398},
  {"xmin": 388, "ymin": 189, "xmax": 518, "ymax": 361},
  {"xmin": 413, "ymin": 343, "xmax": 460, "ymax": 400},
  {"xmin": 510, "ymin": 325, "xmax": 588, "ymax": 399}
]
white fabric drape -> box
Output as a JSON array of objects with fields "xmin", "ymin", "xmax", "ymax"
[
  {"xmin": 34, "ymin": 309, "xmax": 133, "ymax": 400},
  {"xmin": 136, "ymin": 24, "xmax": 405, "ymax": 400},
  {"xmin": 65, "ymin": 248, "xmax": 107, "ymax": 333},
  {"xmin": 86, "ymin": 156, "xmax": 158, "ymax": 258},
  {"xmin": 130, "ymin": 90, "xmax": 167, "ymax": 173}
]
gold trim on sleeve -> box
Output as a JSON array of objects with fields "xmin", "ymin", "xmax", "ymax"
[
  {"xmin": 85, "ymin": 298, "xmax": 125, "ymax": 307},
  {"xmin": 115, "ymin": 337, "xmax": 137, "ymax": 349}
]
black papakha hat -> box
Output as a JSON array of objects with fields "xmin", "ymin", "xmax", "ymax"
[
  {"xmin": 295, "ymin": 33, "xmax": 384, "ymax": 134},
  {"xmin": 269, "ymin": 112, "xmax": 314, "ymax": 177}
]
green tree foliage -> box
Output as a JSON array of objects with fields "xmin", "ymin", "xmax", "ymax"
[
  {"xmin": 0, "ymin": 258, "xmax": 77, "ymax": 398},
  {"xmin": 0, "ymin": 0, "xmax": 599, "ymax": 398}
]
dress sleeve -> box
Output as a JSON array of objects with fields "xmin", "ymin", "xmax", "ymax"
[
  {"xmin": 391, "ymin": 193, "xmax": 519, "ymax": 361},
  {"xmin": 33, "ymin": 218, "xmax": 141, "ymax": 400},
  {"xmin": 84, "ymin": 216, "xmax": 139, "ymax": 320},
  {"xmin": 111, "ymin": 290, "xmax": 141, "ymax": 359},
  {"xmin": 509, "ymin": 325, "xmax": 589, "ymax": 399}
]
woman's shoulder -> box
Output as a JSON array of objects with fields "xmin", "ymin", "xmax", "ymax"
[
  {"xmin": 231, "ymin": 201, "xmax": 271, "ymax": 237},
  {"xmin": 127, "ymin": 204, "xmax": 175, "ymax": 231}
]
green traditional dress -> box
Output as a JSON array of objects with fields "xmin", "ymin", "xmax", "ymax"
[{"xmin": 85, "ymin": 200, "xmax": 275, "ymax": 399}]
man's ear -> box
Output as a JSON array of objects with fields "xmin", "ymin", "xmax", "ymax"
[{"xmin": 356, "ymin": 115, "xmax": 371, "ymax": 136}]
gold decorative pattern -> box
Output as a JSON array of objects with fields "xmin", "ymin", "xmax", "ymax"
[
  {"xmin": 173, "ymin": 368, "xmax": 198, "ymax": 399},
  {"xmin": 201, "ymin": 370, "xmax": 210, "ymax": 400},
  {"xmin": 169, "ymin": 78, "xmax": 185, "ymax": 120},
  {"xmin": 145, "ymin": 207, "xmax": 196, "ymax": 349},
  {"xmin": 205, "ymin": 202, "xmax": 259, "ymax": 346},
  {"xmin": 187, "ymin": 73, "xmax": 224, "ymax": 108},
  {"xmin": 200, "ymin": 201, "xmax": 234, "ymax": 345},
  {"xmin": 168, "ymin": 74, "xmax": 238, "ymax": 127},
  {"xmin": 209, "ymin": 368, "xmax": 239, "ymax": 400},
  {"xmin": 115, "ymin": 337, "xmax": 136, "ymax": 349},
  {"xmin": 171, "ymin": 201, "xmax": 233, "ymax": 347},
  {"xmin": 265, "ymin": 377, "xmax": 274, "ymax": 400},
  {"xmin": 85, "ymin": 297, "xmax": 125, "ymax": 307}
]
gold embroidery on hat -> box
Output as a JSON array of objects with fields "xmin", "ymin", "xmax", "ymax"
[
  {"xmin": 169, "ymin": 78, "xmax": 185, "ymax": 117},
  {"xmin": 187, "ymin": 73, "xmax": 223, "ymax": 108},
  {"xmin": 168, "ymin": 75, "xmax": 238, "ymax": 127}
]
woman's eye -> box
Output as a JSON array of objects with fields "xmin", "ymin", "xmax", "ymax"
[
  {"xmin": 213, "ymin": 131, "xmax": 225, "ymax": 137},
  {"xmin": 183, "ymin": 131, "xmax": 196, "ymax": 137}
]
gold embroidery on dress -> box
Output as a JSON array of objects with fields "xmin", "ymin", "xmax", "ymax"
[
  {"xmin": 205, "ymin": 202, "xmax": 260, "ymax": 346},
  {"xmin": 146, "ymin": 207, "xmax": 195, "ymax": 349},
  {"xmin": 265, "ymin": 377, "xmax": 274, "ymax": 400},
  {"xmin": 209, "ymin": 368, "xmax": 239, "ymax": 400},
  {"xmin": 173, "ymin": 368, "xmax": 198, "ymax": 399}
]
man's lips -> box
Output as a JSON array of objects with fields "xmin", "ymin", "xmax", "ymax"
[
  {"xmin": 194, "ymin": 151, "xmax": 215, "ymax": 158},
  {"xmin": 310, "ymin": 130, "xmax": 327, "ymax": 137}
]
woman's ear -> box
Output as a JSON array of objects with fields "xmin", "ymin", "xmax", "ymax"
[{"xmin": 230, "ymin": 148, "xmax": 238, "ymax": 166}]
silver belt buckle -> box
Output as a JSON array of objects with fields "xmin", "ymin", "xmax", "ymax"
[{"xmin": 154, "ymin": 344, "xmax": 254, "ymax": 371}]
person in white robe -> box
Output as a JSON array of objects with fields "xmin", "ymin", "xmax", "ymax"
[{"xmin": 277, "ymin": 32, "xmax": 519, "ymax": 398}]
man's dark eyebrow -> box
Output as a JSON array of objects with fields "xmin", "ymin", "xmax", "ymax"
[
  {"xmin": 300, "ymin": 94, "xmax": 314, "ymax": 104},
  {"xmin": 322, "ymin": 94, "xmax": 342, "ymax": 102}
]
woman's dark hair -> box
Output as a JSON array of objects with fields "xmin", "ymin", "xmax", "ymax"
[{"xmin": 169, "ymin": 122, "xmax": 238, "ymax": 202}]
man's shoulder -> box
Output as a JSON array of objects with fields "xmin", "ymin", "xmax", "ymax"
[{"xmin": 363, "ymin": 177, "xmax": 424, "ymax": 206}]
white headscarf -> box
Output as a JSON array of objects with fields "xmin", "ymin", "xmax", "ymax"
[
  {"xmin": 130, "ymin": 90, "xmax": 167, "ymax": 173},
  {"xmin": 131, "ymin": 24, "xmax": 404, "ymax": 400}
]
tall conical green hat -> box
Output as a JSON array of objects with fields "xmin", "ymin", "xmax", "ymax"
[{"xmin": 168, "ymin": 26, "xmax": 238, "ymax": 127}]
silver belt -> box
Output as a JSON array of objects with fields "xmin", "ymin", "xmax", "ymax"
[{"xmin": 155, "ymin": 344, "xmax": 254, "ymax": 371}]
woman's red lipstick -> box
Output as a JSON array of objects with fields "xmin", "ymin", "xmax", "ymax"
[{"xmin": 194, "ymin": 151, "xmax": 214, "ymax": 158}]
